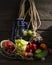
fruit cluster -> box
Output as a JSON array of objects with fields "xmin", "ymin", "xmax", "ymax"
[
  {"xmin": 0, "ymin": 39, "xmax": 48, "ymax": 60},
  {"xmin": 24, "ymin": 41, "xmax": 48, "ymax": 59},
  {"xmin": 23, "ymin": 30, "xmax": 43, "ymax": 42},
  {"xmin": 15, "ymin": 39, "xmax": 48, "ymax": 60},
  {"xmin": 0, "ymin": 30, "xmax": 49, "ymax": 60}
]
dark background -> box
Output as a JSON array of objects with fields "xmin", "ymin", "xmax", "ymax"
[{"xmin": 0, "ymin": 0, "xmax": 52, "ymax": 62}]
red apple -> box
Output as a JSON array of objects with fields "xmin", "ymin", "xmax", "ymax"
[
  {"xmin": 31, "ymin": 43, "xmax": 37, "ymax": 53},
  {"xmin": 26, "ymin": 43, "xmax": 37, "ymax": 52},
  {"xmin": 32, "ymin": 43, "xmax": 37, "ymax": 49}
]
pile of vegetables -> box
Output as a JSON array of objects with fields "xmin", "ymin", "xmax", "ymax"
[{"xmin": 0, "ymin": 30, "xmax": 49, "ymax": 60}]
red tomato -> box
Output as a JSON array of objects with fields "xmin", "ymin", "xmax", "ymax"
[{"xmin": 40, "ymin": 43, "xmax": 47, "ymax": 50}]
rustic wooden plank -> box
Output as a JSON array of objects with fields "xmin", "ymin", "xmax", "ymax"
[
  {"xmin": 0, "ymin": 9, "xmax": 17, "ymax": 31},
  {"xmin": 0, "ymin": 0, "xmax": 20, "ymax": 17},
  {"xmin": 0, "ymin": 0, "xmax": 52, "ymax": 20},
  {"xmin": 35, "ymin": 0, "xmax": 52, "ymax": 4},
  {"xmin": 39, "ymin": 21, "xmax": 52, "ymax": 30},
  {"xmin": 0, "ymin": 20, "xmax": 13, "ymax": 31},
  {"xmin": 37, "ymin": 10, "xmax": 52, "ymax": 20},
  {"xmin": 0, "ymin": 10, "xmax": 16, "ymax": 20},
  {"xmin": 0, "ymin": 0, "xmax": 17, "ymax": 9},
  {"xmin": 35, "ymin": 0, "xmax": 52, "ymax": 20},
  {"xmin": 0, "ymin": 31, "xmax": 11, "ymax": 41}
]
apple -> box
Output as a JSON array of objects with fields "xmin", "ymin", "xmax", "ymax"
[
  {"xmin": 30, "ymin": 43, "xmax": 37, "ymax": 53},
  {"xmin": 26, "ymin": 43, "xmax": 37, "ymax": 53},
  {"xmin": 32, "ymin": 43, "xmax": 37, "ymax": 50},
  {"xmin": 27, "ymin": 30, "xmax": 33, "ymax": 35}
]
